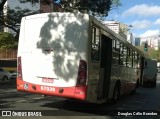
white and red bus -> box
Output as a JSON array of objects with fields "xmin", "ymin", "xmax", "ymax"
[{"xmin": 17, "ymin": 12, "xmax": 145, "ymax": 104}]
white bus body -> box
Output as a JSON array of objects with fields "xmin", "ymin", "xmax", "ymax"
[
  {"xmin": 143, "ymin": 59, "xmax": 157, "ymax": 87},
  {"xmin": 17, "ymin": 12, "xmax": 144, "ymax": 104},
  {"xmin": 17, "ymin": 13, "xmax": 89, "ymax": 100}
]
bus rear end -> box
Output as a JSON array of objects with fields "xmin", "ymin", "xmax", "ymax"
[
  {"xmin": 143, "ymin": 59, "xmax": 157, "ymax": 87},
  {"xmin": 17, "ymin": 13, "xmax": 89, "ymax": 100}
]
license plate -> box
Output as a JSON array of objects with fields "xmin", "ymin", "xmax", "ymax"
[{"xmin": 42, "ymin": 78, "xmax": 54, "ymax": 83}]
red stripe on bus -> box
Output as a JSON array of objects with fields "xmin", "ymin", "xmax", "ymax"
[
  {"xmin": 121, "ymin": 82, "xmax": 136, "ymax": 94},
  {"xmin": 16, "ymin": 78, "xmax": 87, "ymax": 100}
]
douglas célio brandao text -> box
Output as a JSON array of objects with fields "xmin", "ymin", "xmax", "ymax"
[{"xmin": 118, "ymin": 111, "xmax": 158, "ymax": 116}]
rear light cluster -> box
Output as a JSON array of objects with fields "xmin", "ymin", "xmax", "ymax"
[
  {"xmin": 76, "ymin": 60, "xmax": 87, "ymax": 86},
  {"xmin": 17, "ymin": 56, "xmax": 22, "ymax": 79}
]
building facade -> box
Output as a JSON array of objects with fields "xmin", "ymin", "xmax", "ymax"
[
  {"xmin": 40, "ymin": 0, "xmax": 52, "ymax": 13},
  {"xmin": 101, "ymin": 20, "xmax": 130, "ymax": 41},
  {"xmin": 135, "ymin": 37, "xmax": 141, "ymax": 46},
  {"xmin": 101, "ymin": 20, "xmax": 120, "ymax": 34},
  {"xmin": 136, "ymin": 36, "xmax": 160, "ymax": 50}
]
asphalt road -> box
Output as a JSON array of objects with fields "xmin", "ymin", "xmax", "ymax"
[{"xmin": 0, "ymin": 74, "xmax": 160, "ymax": 119}]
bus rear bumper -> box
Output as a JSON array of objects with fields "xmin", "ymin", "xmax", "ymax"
[
  {"xmin": 143, "ymin": 78, "xmax": 157, "ymax": 83},
  {"xmin": 16, "ymin": 78, "xmax": 87, "ymax": 100},
  {"xmin": 143, "ymin": 78, "xmax": 157, "ymax": 87}
]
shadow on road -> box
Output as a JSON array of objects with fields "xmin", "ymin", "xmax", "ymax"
[
  {"xmin": 0, "ymin": 80, "xmax": 16, "ymax": 89},
  {"xmin": 37, "ymin": 83, "xmax": 160, "ymax": 117},
  {"xmin": 0, "ymin": 81, "xmax": 37, "ymax": 109},
  {"xmin": 38, "ymin": 95, "xmax": 137, "ymax": 116}
]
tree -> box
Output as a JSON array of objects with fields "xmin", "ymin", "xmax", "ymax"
[
  {"xmin": 0, "ymin": 32, "xmax": 18, "ymax": 49},
  {"xmin": 0, "ymin": 0, "xmax": 39, "ymax": 39},
  {"xmin": 136, "ymin": 45, "xmax": 160, "ymax": 60},
  {"xmin": 0, "ymin": 0, "xmax": 121, "ymax": 41},
  {"xmin": 19, "ymin": 0, "xmax": 121, "ymax": 16},
  {"xmin": 0, "ymin": 0, "xmax": 7, "ymax": 12},
  {"xmin": 0, "ymin": 7, "xmax": 31, "ymax": 39}
]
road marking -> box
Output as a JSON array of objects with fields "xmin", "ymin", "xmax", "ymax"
[
  {"xmin": 33, "ymin": 97, "xmax": 45, "ymax": 100},
  {"xmin": 16, "ymin": 99, "xmax": 26, "ymax": 103},
  {"xmin": 15, "ymin": 96, "xmax": 46, "ymax": 103}
]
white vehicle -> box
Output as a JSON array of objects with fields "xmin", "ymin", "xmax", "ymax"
[
  {"xmin": 10, "ymin": 71, "xmax": 17, "ymax": 80},
  {"xmin": 0, "ymin": 67, "xmax": 11, "ymax": 82},
  {"xmin": 143, "ymin": 58, "xmax": 157, "ymax": 87},
  {"xmin": 17, "ymin": 12, "xmax": 145, "ymax": 104}
]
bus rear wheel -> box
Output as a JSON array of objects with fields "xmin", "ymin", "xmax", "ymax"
[{"xmin": 136, "ymin": 79, "xmax": 140, "ymax": 88}]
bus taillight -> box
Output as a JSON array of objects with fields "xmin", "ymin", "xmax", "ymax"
[
  {"xmin": 17, "ymin": 56, "xmax": 22, "ymax": 79},
  {"xmin": 76, "ymin": 60, "xmax": 87, "ymax": 86}
]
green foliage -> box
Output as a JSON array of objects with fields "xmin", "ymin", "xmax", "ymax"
[
  {"xmin": 0, "ymin": 0, "xmax": 37, "ymax": 40},
  {"xmin": 19, "ymin": 0, "xmax": 121, "ymax": 17},
  {"xmin": 136, "ymin": 45, "xmax": 160, "ymax": 60},
  {"xmin": 148, "ymin": 48, "xmax": 159, "ymax": 59},
  {"xmin": 0, "ymin": 32, "xmax": 18, "ymax": 49},
  {"xmin": 157, "ymin": 50, "xmax": 160, "ymax": 62},
  {"xmin": 0, "ymin": 0, "xmax": 7, "ymax": 11},
  {"xmin": 60, "ymin": 0, "xmax": 121, "ymax": 16},
  {"xmin": 0, "ymin": 7, "xmax": 31, "ymax": 34},
  {"xmin": 111, "ymin": 0, "xmax": 122, "ymax": 8}
]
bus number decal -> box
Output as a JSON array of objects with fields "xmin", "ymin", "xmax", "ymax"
[{"xmin": 40, "ymin": 86, "xmax": 55, "ymax": 92}]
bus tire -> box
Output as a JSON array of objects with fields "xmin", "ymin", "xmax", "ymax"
[
  {"xmin": 136, "ymin": 78, "xmax": 140, "ymax": 88},
  {"xmin": 112, "ymin": 81, "xmax": 121, "ymax": 103}
]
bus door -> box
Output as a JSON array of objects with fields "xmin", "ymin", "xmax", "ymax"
[{"xmin": 98, "ymin": 34, "xmax": 112, "ymax": 99}]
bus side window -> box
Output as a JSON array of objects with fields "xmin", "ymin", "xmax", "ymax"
[
  {"xmin": 127, "ymin": 48, "xmax": 133, "ymax": 67},
  {"xmin": 91, "ymin": 26, "xmax": 100, "ymax": 61},
  {"xmin": 112, "ymin": 39, "xmax": 120, "ymax": 65},
  {"xmin": 133, "ymin": 52, "xmax": 139, "ymax": 68},
  {"xmin": 119, "ymin": 43, "xmax": 128, "ymax": 66},
  {"xmin": 122, "ymin": 45, "xmax": 127, "ymax": 66}
]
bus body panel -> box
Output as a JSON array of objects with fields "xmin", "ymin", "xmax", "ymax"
[
  {"xmin": 17, "ymin": 13, "xmax": 90, "ymax": 99},
  {"xmin": 109, "ymin": 66, "xmax": 137, "ymax": 97},
  {"xmin": 143, "ymin": 59, "xmax": 157, "ymax": 86}
]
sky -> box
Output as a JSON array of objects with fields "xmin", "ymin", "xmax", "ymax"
[{"xmin": 107, "ymin": 0, "xmax": 160, "ymax": 38}]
